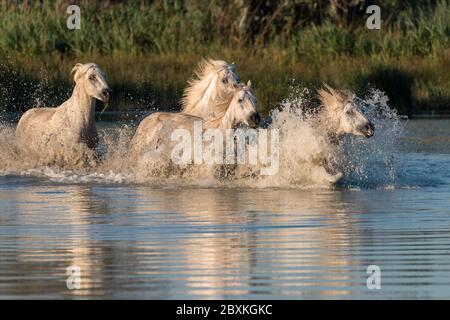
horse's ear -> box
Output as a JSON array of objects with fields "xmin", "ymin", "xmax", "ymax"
[
  {"xmin": 247, "ymin": 80, "xmax": 252, "ymax": 88},
  {"xmin": 71, "ymin": 63, "xmax": 84, "ymax": 83},
  {"xmin": 71, "ymin": 63, "xmax": 82, "ymax": 74}
]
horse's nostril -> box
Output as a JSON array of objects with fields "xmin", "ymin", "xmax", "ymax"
[
  {"xmin": 102, "ymin": 88, "xmax": 112, "ymax": 97},
  {"xmin": 364, "ymin": 122, "xmax": 375, "ymax": 137},
  {"xmin": 251, "ymin": 113, "xmax": 261, "ymax": 125}
]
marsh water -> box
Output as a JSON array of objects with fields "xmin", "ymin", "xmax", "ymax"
[{"xmin": 1, "ymin": 119, "xmax": 450, "ymax": 299}]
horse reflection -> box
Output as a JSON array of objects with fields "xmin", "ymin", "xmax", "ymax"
[
  {"xmin": 8, "ymin": 185, "xmax": 110, "ymax": 297},
  {"xmin": 131, "ymin": 187, "xmax": 368, "ymax": 298}
]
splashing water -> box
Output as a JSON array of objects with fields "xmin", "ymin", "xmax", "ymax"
[
  {"xmin": 338, "ymin": 89, "xmax": 406, "ymax": 189},
  {"xmin": 0, "ymin": 86, "xmax": 404, "ymax": 189},
  {"xmin": 245, "ymin": 87, "xmax": 404, "ymax": 189}
]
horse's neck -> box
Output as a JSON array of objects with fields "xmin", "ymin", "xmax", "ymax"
[
  {"xmin": 315, "ymin": 109, "xmax": 342, "ymax": 141},
  {"xmin": 204, "ymin": 108, "xmax": 234, "ymax": 130},
  {"xmin": 66, "ymin": 84, "xmax": 96, "ymax": 126}
]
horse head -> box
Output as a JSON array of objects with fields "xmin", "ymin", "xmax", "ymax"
[
  {"xmin": 318, "ymin": 84, "xmax": 374, "ymax": 139},
  {"xmin": 71, "ymin": 63, "xmax": 112, "ymax": 102},
  {"xmin": 227, "ymin": 81, "xmax": 260, "ymax": 128}
]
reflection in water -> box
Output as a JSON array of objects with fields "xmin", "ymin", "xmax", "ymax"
[
  {"xmin": 1, "ymin": 179, "xmax": 450, "ymax": 299},
  {"xmin": 131, "ymin": 188, "xmax": 367, "ymax": 298},
  {"xmin": 2, "ymin": 120, "xmax": 450, "ymax": 299},
  {"xmin": 2, "ymin": 185, "xmax": 110, "ymax": 298}
]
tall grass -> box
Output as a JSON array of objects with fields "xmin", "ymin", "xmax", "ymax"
[{"xmin": 0, "ymin": 0, "xmax": 449, "ymax": 116}]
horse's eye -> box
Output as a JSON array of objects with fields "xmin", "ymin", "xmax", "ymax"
[
  {"xmin": 222, "ymin": 78, "xmax": 228, "ymax": 84},
  {"xmin": 238, "ymin": 98, "xmax": 243, "ymax": 103},
  {"xmin": 89, "ymin": 74, "xmax": 96, "ymax": 81}
]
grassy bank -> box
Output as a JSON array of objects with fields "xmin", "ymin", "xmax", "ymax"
[{"xmin": 0, "ymin": 0, "xmax": 449, "ymax": 116}]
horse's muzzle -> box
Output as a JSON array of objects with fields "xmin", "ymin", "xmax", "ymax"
[
  {"xmin": 363, "ymin": 122, "xmax": 375, "ymax": 138},
  {"xmin": 102, "ymin": 88, "xmax": 112, "ymax": 101},
  {"xmin": 249, "ymin": 112, "xmax": 261, "ymax": 128}
]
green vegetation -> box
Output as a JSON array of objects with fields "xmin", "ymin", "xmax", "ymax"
[{"xmin": 0, "ymin": 0, "xmax": 449, "ymax": 117}]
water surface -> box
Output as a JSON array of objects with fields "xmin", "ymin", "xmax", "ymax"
[{"xmin": 1, "ymin": 119, "xmax": 450, "ymax": 299}]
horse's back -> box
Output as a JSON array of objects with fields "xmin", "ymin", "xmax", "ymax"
[
  {"xmin": 16, "ymin": 107, "xmax": 57, "ymax": 138},
  {"xmin": 18, "ymin": 107, "xmax": 57, "ymax": 125},
  {"xmin": 129, "ymin": 111, "xmax": 203, "ymax": 162},
  {"xmin": 136, "ymin": 112, "xmax": 202, "ymax": 134},
  {"xmin": 14, "ymin": 107, "xmax": 58, "ymax": 160},
  {"xmin": 149, "ymin": 111, "xmax": 201, "ymax": 123}
]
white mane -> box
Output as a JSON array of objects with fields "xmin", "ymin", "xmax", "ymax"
[
  {"xmin": 317, "ymin": 84, "xmax": 354, "ymax": 112},
  {"xmin": 181, "ymin": 59, "xmax": 236, "ymax": 117}
]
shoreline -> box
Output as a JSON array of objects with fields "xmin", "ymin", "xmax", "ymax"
[{"xmin": 3, "ymin": 111, "xmax": 450, "ymax": 123}]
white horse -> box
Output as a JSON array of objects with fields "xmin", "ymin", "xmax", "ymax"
[
  {"xmin": 15, "ymin": 63, "xmax": 111, "ymax": 166},
  {"xmin": 263, "ymin": 84, "xmax": 375, "ymax": 141},
  {"xmin": 306, "ymin": 84, "xmax": 375, "ymax": 182},
  {"xmin": 256, "ymin": 84, "xmax": 376, "ymax": 185},
  {"xmin": 181, "ymin": 59, "xmax": 241, "ymax": 120},
  {"xmin": 129, "ymin": 82, "xmax": 260, "ymax": 168},
  {"xmin": 315, "ymin": 84, "xmax": 375, "ymax": 141}
]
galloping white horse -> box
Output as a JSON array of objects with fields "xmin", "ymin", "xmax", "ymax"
[
  {"xmin": 260, "ymin": 84, "xmax": 375, "ymax": 185},
  {"xmin": 15, "ymin": 63, "xmax": 111, "ymax": 165},
  {"xmin": 315, "ymin": 84, "xmax": 375, "ymax": 141},
  {"xmin": 181, "ymin": 59, "xmax": 241, "ymax": 120},
  {"xmin": 129, "ymin": 82, "xmax": 260, "ymax": 165},
  {"xmin": 306, "ymin": 84, "xmax": 375, "ymax": 183}
]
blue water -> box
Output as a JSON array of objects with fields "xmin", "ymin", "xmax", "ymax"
[{"xmin": 1, "ymin": 119, "xmax": 450, "ymax": 299}]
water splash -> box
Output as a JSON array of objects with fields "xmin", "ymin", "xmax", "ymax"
[
  {"xmin": 0, "ymin": 86, "xmax": 404, "ymax": 189},
  {"xmin": 338, "ymin": 88, "xmax": 406, "ymax": 189}
]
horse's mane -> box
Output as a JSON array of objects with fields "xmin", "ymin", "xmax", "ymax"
[
  {"xmin": 181, "ymin": 58, "xmax": 232, "ymax": 115},
  {"xmin": 203, "ymin": 92, "xmax": 235, "ymax": 127},
  {"xmin": 317, "ymin": 84, "xmax": 354, "ymax": 112}
]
